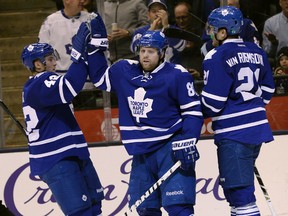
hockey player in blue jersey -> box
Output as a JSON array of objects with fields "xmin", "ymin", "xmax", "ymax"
[
  {"xmin": 85, "ymin": 13, "xmax": 203, "ymax": 215},
  {"xmin": 21, "ymin": 21, "xmax": 104, "ymax": 216},
  {"xmin": 201, "ymin": 6, "xmax": 275, "ymax": 216}
]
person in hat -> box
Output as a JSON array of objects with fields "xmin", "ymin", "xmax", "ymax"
[
  {"xmin": 274, "ymin": 46, "xmax": 288, "ymax": 75},
  {"xmin": 130, "ymin": 0, "xmax": 187, "ymax": 64}
]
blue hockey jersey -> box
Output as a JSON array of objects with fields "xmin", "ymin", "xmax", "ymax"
[
  {"xmin": 130, "ymin": 25, "xmax": 186, "ymax": 64},
  {"xmin": 88, "ymin": 51, "xmax": 203, "ymax": 155},
  {"xmin": 201, "ymin": 38, "xmax": 275, "ymax": 145},
  {"xmin": 22, "ymin": 60, "xmax": 90, "ymax": 175}
]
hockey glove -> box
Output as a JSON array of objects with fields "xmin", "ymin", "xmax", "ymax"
[
  {"xmin": 71, "ymin": 21, "xmax": 90, "ymax": 62},
  {"xmin": 87, "ymin": 12, "xmax": 108, "ymax": 51},
  {"xmin": 172, "ymin": 137, "xmax": 199, "ymax": 170}
]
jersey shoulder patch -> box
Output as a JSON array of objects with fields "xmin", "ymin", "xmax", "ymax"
[{"xmin": 204, "ymin": 48, "xmax": 217, "ymax": 60}]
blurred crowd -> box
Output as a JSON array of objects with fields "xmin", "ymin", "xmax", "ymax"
[{"xmin": 47, "ymin": 0, "xmax": 288, "ymax": 85}]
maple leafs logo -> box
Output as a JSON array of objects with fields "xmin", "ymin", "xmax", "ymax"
[
  {"xmin": 203, "ymin": 70, "xmax": 209, "ymax": 85},
  {"xmin": 128, "ymin": 88, "xmax": 153, "ymax": 123}
]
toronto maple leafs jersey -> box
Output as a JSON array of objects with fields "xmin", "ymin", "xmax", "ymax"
[
  {"xmin": 130, "ymin": 25, "xmax": 186, "ymax": 64},
  {"xmin": 38, "ymin": 10, "xmax": 90, "ymax": 73},
  {"xmin": 22, "ymin": 60, "xmax": 90, "ymax": 175},
  {"xmin": 201, "ymin": 38, "xmax": 275, "ymax": 145},
  {"xmin": 88, "ymin": 52, "xmax": 203, "ymax": 155}
]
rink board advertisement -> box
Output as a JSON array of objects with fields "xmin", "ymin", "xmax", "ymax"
[{"xmin": 0, "ymin": 135, "xmax": 288, "ymax": 216}]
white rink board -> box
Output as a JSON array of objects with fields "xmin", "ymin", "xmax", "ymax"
[{"xmin": 0, "ymin": 135, "xmax": 287, "ymax": 216}]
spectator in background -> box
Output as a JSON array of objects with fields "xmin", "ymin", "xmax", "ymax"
[
  {"xmin": 262, "ymin": 0, "xmax": 288, "ymax": 68},
  {"xmin": 274, "ymin": 46, "xmax": 288, "ymax": 75},
  {"xmin": 39, "ymin": 0, "xmax": 90, "ymax": 75},
  {"xmin": 104, "ymin": 0, "xmax": 149, "ymax": 63},
  {"xmin": 131, "ymin": 0, "xmax": 187, "ymax": 64},
  {"xmin": 174, "ymin": 1, "xmax": 203, "ymax": 79},
  {"xmin": 201, "ymin": 0, "xmax": 260, "ymax": 56}
]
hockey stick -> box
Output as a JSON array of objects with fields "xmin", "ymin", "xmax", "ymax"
[
  {"xmin": 163, "ymin": 28, "xmax": 201, "ymax": 43},
  {"xmin": 187, "ymin": 11, "xmax": 206, "ymax": 25},
  {"xmin": 123, "ymin": 160, "xmax": 181, "ymax": 216},
  {"xmin": 0, "ymin": 99, "xmax": 27, "ymax": 138},
  {"xmin": 254, "ymin": 165, "xmax": 277, "ymax": 216}
]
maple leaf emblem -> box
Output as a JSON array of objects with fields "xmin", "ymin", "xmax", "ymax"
[
  {"xmin": 203, "ymin": 70, "xmax": 209, "ymax": 85},
  {"xmin": 128, "ymin": 87, "xmax": 153, "ymax": 123}
]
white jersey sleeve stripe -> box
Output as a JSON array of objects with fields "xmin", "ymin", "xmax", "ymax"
[
  {"xmin": 105, "ymin": 68, "xmax": 112, "ymax": 91},
  {"xmin": 120, "ymin": 119, "xmax": 182, "ymax": 132},
  {"xmin": 174, "ymin": 39, "xmax": 186, "ymax": 51},
  {"xmin": 214, "ymin": 119, "xmax": 268, "ymax": 134},
  {"xmin": 202, "ymin": 90, "xmax": 227, "ymax": 101},
  {"xmin": 29, "ymin": 131, "xmax": 83, "ymax": 146},
  {"xmin": 29, "ymin": 143, "xmax": 87, "ymax": 158},
  {"xmin": 122, "ymin": 134, "xmax": 173, "ymax": 144},
  {"xmin": 182, "ymin": 111, "xmax": 203, "ymax": 116},
  {"xmin": 201, "ymin": 97, "xmax": 222, "ymax": 113},
  {"xmin": 180, "ymin": 101, "xmax": 201, "ymax": 109},
  {"xmin": 65, "ymin": 79, "xmax": 77, "ymax": 97},
  {"xmin": 59, "ymin": 76, "xmax": 66, "ymax": 103},
  {"xmin": 212, "ymin": 107, "xmax": 266, "ymax": 121},
  {"xmin": 261, "ymin": 85, "xmax": 275, "ymax": 93}
]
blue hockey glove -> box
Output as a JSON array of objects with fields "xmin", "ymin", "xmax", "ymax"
[
  {"xmin": 71, "ymin": 21, "xmax": 90, "ymax": 62},
  {"xmin": 172, "ymin": 137, "xmax": 199, "ymax": 170},
  {"xmin": 87, "ymin": 12, "xmax": 108, "ymax": 51}
]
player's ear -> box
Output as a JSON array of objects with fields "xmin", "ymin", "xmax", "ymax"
[
  {"xmin": 34, "ymin": 60, "xmax": 45, "ymax": 72},
  {"xmin": 217, "ymin": 28, "xmax": 228, "ymax": 40}
]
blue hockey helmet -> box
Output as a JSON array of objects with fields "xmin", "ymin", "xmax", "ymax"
[
  {"xmin": 207, "ymin": 6, "xmax": 243, "ymax": 36},
  {"xmin": 21, "ymin": 43, "xmax": 58, "ymax": 71},
  {"xmin": 137, "ymin": 30, "xmax": 168, "ymax": 54}
]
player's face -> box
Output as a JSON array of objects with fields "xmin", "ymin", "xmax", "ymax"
[
  {"xmin": 139, "ymin": 47, "xmax": 160, "ymax": 72},
  {"xmin": 206, "ymin": 24, "xmax": 216, "ymax": 41},
  {"xmin": 44, "ymin": 54, "xmax": 57, "ymax": 72}
]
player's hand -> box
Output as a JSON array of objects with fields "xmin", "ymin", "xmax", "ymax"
[
  {"xmin": 171, "ymin": 136, "xmax": 199, "ymax": 170},
  {"xmin": 188, "ymin": 68, "xmax": 201, "ymax": 79},
  {"xmin": 88, "ymin": 12, "xmax": 108, "ymax": 51},
  {"xmin": 71, "ymin": 21, "xmax": 90, "ymax": 62}
]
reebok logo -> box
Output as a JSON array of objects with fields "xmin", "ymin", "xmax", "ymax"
[{"xmin": 166, "ymin": 190, "xmax": 184, "ymax": 196}]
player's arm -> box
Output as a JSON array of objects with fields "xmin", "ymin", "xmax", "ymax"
[
  {"xmin": 174, "ymin": 68, "xmax": 203, "ymax": 137},
  {"xmin": 170, "ymin": 67, "xmax": 203, "ymax": 170},
  {"xmin": 201, "ymin": 53, "xmax": 232, "ymax": 117},
  {"xmin": 258, "ymin": 52, "xmax": 275, "ymax": 105},
  {"xmin": 27, "ymin": 21, "xmax": 92, "ymax": 107}
]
